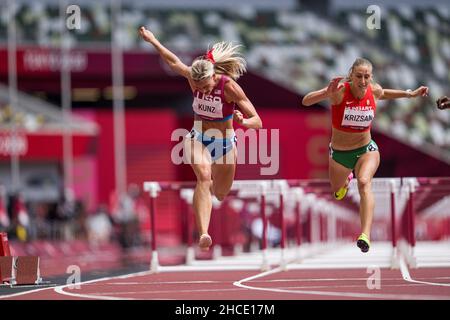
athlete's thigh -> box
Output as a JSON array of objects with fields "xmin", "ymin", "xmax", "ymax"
[
  {"xmin": 211, "ymin": 147, "xmax": 237, "ymax": 194},
  {"xmin": 184, "ymin": 137, "xmax": 212, "ymax": 179},
  {"xmin": 183, "ymin": 136, "xmax": 211, "ymax": 165},
  {"xmin": 329, "ymin": 157, "xmax": 353, "ymax": 191},
  {"xmin": 354, "ymin": 151, "xmax": 380, "ymax": 182}
]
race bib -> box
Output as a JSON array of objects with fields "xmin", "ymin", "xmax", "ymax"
[
  {"xmin": 193, "ymin": 96, "xmax": 224, "ymax": 119},
  {"xmin": 341, "ymin": 106, "xmax": 374, "ymax": 128}
]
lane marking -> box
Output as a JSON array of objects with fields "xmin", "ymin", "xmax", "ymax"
[
  {"xmin": 0, "ymin": 286, "xmax": 60, "ymax": 300},
  {"xmin": 0, "ymin": 270, "xmax": 152, "ymax": 300},
  {"xmin": 53, "ymin": 270, "xmax": 154, "ymax": 300},
  {"xmin": 3, "ymin": 242, "xmax": 450, "ymax": 300},
  {"xmin": 399, "ymin": 255, "xmax": 450, "ymax": 287},
  {"xmin": 88, "ymin": 283, "xmax": 431, "ymax": 297},
  {"xmin": 233, "ymin": 261, "xmax": 450, "ymax": 300}
]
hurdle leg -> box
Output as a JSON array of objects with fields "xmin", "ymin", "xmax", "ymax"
[
  {"xmin": 149, "ymin": 194, "xmax": 159, "ymax": 272},
  {"xmin": 186, "ymin": 200, "xmax": 195, "ymax": 265},
  {"xmin": 144, "ymin": 182, "xmax": 161, "ymax": 273},
  {"xmin": 390, "ymin": 180, "xmax": 400, "ymax": 269},
  {"xmin": 180, "ymin": 189, "xmax": 196, "ymax": 265},
  {"xmin": 279, "ymin": 192, "xmax": 287, "ymax": 271},
  {"xmin": 260, "ymin": 192, "xmax": 269, "ymax": 271},
  {"xmin": 406, "ymin": 180, "xmax": 417, "ymax": 268}
]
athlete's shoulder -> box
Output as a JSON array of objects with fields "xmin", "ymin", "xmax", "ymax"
[
  {"xmin": 223, "ymin": 76, "xmax": 240, "ymax": 91},
  {"xmin": 223, "ymin": 76, "xmax": 246, "ymax": 103},
  {"xmin": 222, "ymin": 74, "xmax": 233, "ymax": 85},
  {"xmin": 370, "ymin": 82, "xmax": 383, "ymax": 99}
]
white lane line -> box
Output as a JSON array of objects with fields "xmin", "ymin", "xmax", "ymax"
[
  {"xmin": 0, "ymin": 270, "xmax": 152, "ymax": 300},
  {"xmin": 53, "ymin": 270, "xmax": 154, "ymax": 300},
  {"xmin": 234, "ymin": 276, "xmax": 448, "ymax": 300},
  {"xmin": 233, "ymin": 260, "xmax": 449, "ymax": 300},
  {"xmin": 104, "ymin": 277, "xmax": 402, "ymax": 285},
  {"xmin": 0, "ymin": 286, "xmax": 59, "ymax": 300},
  {"xmin": 399, "ymin": 255, "xmax": 450, "ymax": 287},
  {"xmin": 88, "ymin": 288, "xmax": 243, "ymax": 296},
  {"xmin": 0, "ymin": 263, "xmax": 265, "ymax": 300},
  {"xmin": 96, "ymin": 275, "xmax": 450, "ymax": 287},
  {"xmin": 54, "ymin": 264, "xmax": 290, "ymax": 300},
  {"xmin": 156, "ymin": 265, "xmax": 263, "ymax": 272},
  {"xmin": 107, "ymin": 280, "xmax": 221, "ymax": 285},
  {"xmin": 90, "ymin": 283, "xmax": 430, "ymax": 297}
]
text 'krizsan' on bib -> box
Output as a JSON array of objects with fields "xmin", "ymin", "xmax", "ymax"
[{"xmin": 341, "ymin": 106, "xmax": 375, "ymax": 129}]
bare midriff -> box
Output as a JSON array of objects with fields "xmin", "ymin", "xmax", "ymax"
[
  {"xmin": 193, "ymin": 114, "xmax": 235, "ymax": 138},
  {"xmin": 331, "ymin": 127, "xmax": 372, "ymax": 151}
]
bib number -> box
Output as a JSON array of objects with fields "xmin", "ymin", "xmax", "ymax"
[{"xmin": 341, "ymin": 107, "xmax": 374, "ymax": 128}]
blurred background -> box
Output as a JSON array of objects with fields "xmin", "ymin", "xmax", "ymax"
[{"xmin": 0, "ymin": 0, "xmax": 449, "ymax": 275}]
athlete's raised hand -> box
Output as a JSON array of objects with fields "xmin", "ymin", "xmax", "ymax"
[
  {"xmin": 326, "ymin": 76, "xmax": 345, "ymax": 96},
  {"xmin": 139, "ymin": 26, "xmax": 156, "ymax": 44}
]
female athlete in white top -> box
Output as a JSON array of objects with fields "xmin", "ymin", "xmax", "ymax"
[{"xmin": 139, "ymin": 27, "xmax": 262, "ymax": 251}]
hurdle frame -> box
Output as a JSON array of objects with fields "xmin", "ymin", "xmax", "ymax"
[{"xmin": 143, "ymin": 177, "xmax": 437, "ymax": 272}]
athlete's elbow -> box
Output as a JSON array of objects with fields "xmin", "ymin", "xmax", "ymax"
[
  {"xmin": 256, "ymin": 117, "xmax": 263, "ymax": 129},
  {"xmin": 301, "ymin": 97, "xmax": 312, "ymax": 107},
  {"xmin": 249, "ymin": 115, "xmax": 262, "ymax": 129},
  {"xmin": 168, "ymin": 63, "xmax": 179, "ymax": 74}
]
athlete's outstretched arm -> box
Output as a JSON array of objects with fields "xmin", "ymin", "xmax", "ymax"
[
  {"xmin": 302, "ymin": 76, "xmax": 344, "ymax": 106},
  {"xmin": 376, "ymin": 84, "xmax": 429, "ymax": 100},
  {"xmin": 139, "ymin": 26, "xmax": 190, "ymax": 78},
  {"xmin": 226, "ymin": 81, "xmax": 262, "ymax": 129}
]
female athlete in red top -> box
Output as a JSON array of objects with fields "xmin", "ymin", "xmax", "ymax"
[
  {"xmin": 139, "ymin": 27, "xmax": 262, "ymax": 252},
  {"xmin": 302, "ymin": 58, "xmax": 428, "ymax": 252}
]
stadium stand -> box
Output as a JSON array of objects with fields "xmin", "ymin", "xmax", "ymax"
[{"xmin": 1, "ymin": 1, "xmax": 448, "ymax": 162}]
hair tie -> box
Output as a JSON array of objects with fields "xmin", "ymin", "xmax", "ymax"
[{"xmin": 205, "ymin": 49, "xmax": 215, "ymax": 64}]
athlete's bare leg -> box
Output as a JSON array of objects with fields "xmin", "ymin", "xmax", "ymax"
[
  {"xmin": 329, "ymin": 157, "xmax": 353, "ymax": 193},
  {"xmin": 211, "ymin": 146, "xmax": 237, "ymax": 201},
  {"xmin": 353, "ymin": 151, "xmax": 380, "ymax": 239},
  {"xmin": 184, "ymin": 137, "xmax": 214, "ymax": 250}
]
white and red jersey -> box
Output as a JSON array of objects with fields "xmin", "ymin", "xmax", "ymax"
[
  {"xmin": 192, "ymin": 75, "xmax": 235, "ymax": 121},
  {"xmin": 331, "ymin": 82, "xmax": 377, "ymax": 133}
]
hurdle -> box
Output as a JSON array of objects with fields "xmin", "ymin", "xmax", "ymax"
[
  {"xmin": 397, "ymin": 177, "xmax": 450, "ymax": 268},
  {"xmin": 143, "ymin": 179, "xmax": 364, "ymax": 272},
  {"xmin": 144, "ymin": 180, "xmax": 273, "ymax": 272},
  {"xmin": 142, "ymin": 176, "xmax": 450, "ymax": 272}
]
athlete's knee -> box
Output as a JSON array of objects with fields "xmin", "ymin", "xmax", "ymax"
[
  {"xmin": 357, "ymin": 176, "xmax": 372, "ymax": 193},
  {"xmin": 195, "ymin": 168, "xmax": 212, "ymax": 186},
  {"xmin": 197, "ymin": 177, "xmax": 212, "ymax": 187}
]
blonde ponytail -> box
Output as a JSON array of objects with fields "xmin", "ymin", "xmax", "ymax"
[{"xmin": 190, "ymin": 41, "xmax": 247, "ymax": 81}]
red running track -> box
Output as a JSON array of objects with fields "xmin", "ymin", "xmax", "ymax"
[{"xmin": 2, "ymin": 267, "xmax": 449, "ymax": 300}]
